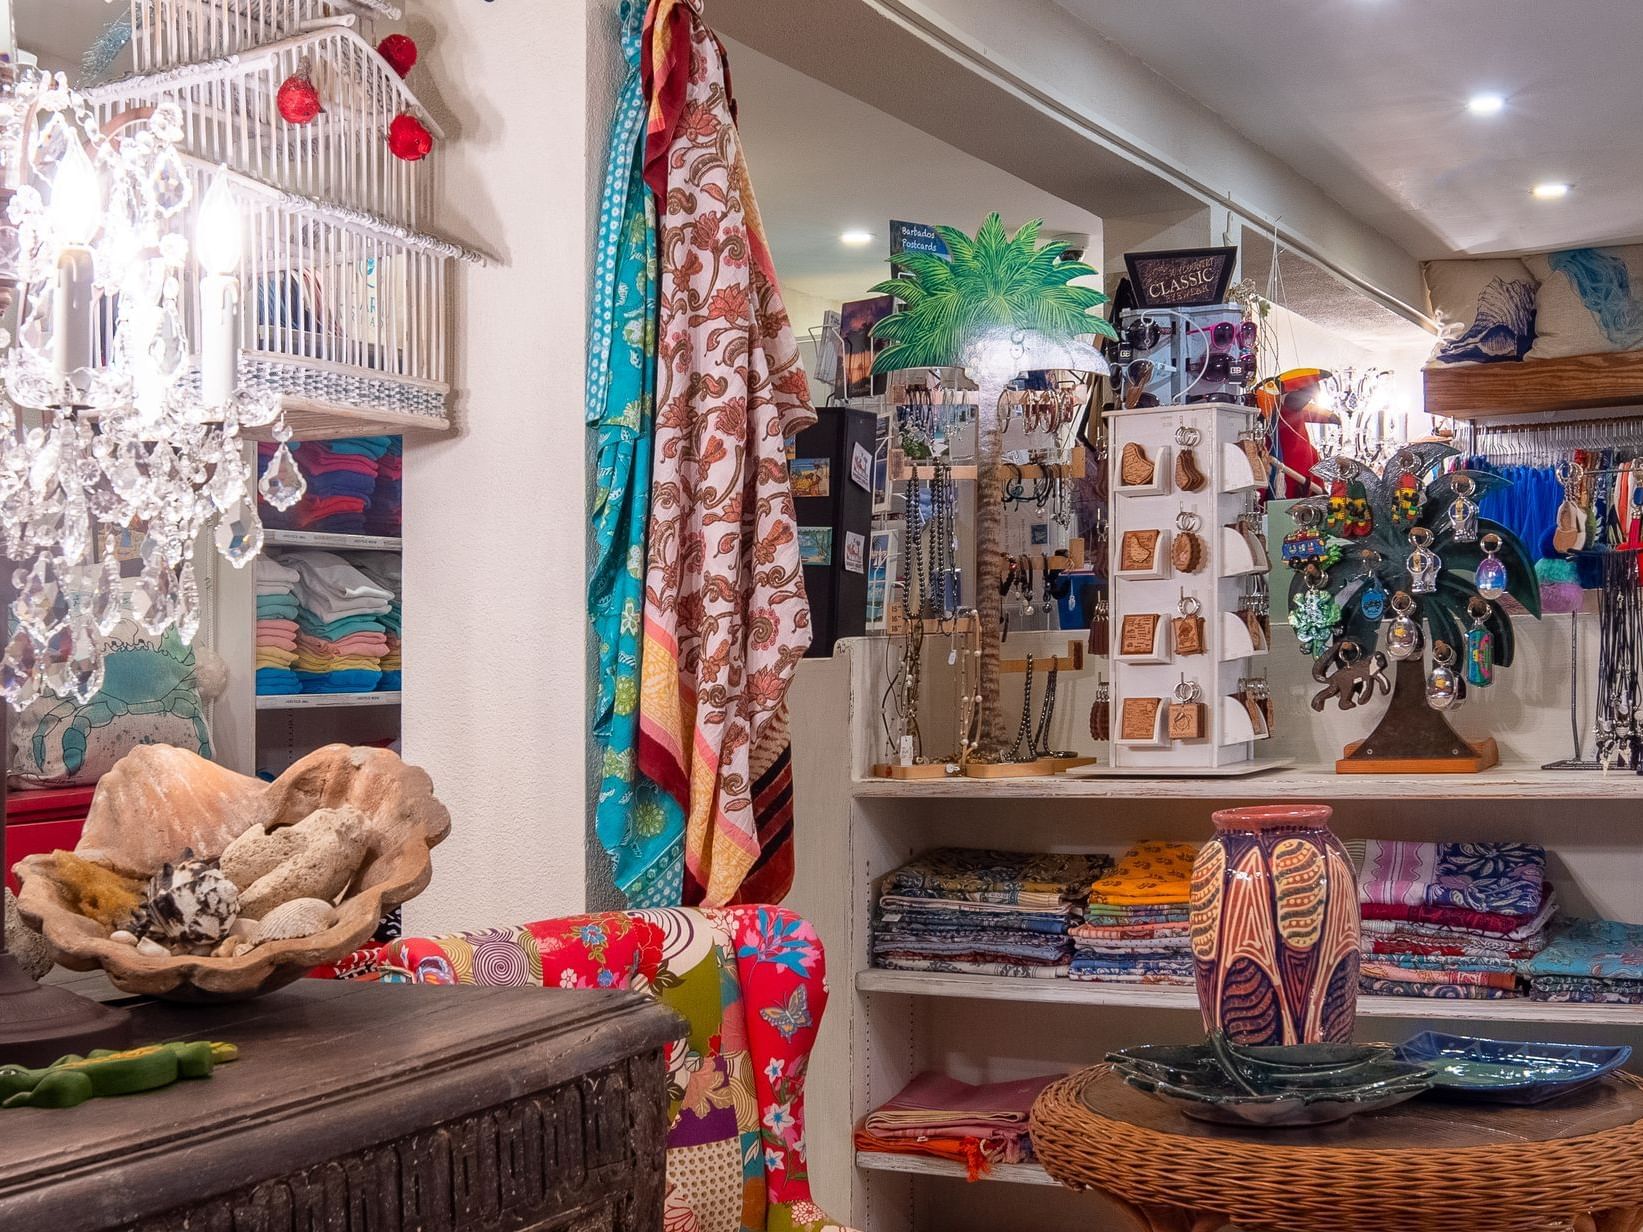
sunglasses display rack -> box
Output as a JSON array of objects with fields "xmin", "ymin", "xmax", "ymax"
[
  {"xmin": 1099, "ymin": 400, "xmax": 1278, "ymax": 772},
  {"xmin": 1116, "ymin": 304, "xmax": 1257, "ymax": 410}
]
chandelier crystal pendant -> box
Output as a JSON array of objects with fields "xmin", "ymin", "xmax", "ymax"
[{"xmin": 0, "ymin": 71, "xmax": 306, "ymax": 710}]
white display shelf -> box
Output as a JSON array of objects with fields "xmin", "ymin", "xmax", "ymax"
[
  {"xmin": 851, "ymin": 763, "xmax": 1643, "ymax": 801},
  {"xmin": 255, "ymin": 692, "xmax": 403, "ymax": 711},
  {"xmin": 264, "ymin": 530, "xmax": 404, "ymax": 552},
  {"xmin": 857, "ymin": 969, "xmax": 1643, "ymax": 1026},
  {"xmin": 855, "ymin": 1152, "xmax": 1055, "ymax": 1187}
]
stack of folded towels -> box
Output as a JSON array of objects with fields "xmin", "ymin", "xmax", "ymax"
[
  {"xmin": 366, "ymin": 437, "xmax": 403, "ymax": 536},
  {"xmin": 853, "ymin": 1071, "xmax": 1064, "ymax": 1180},
  {"xmin": 1070, "ymin": 841, "xmax": 1199, "ymax": 985},
  {"xmin": 1522, "ymin": 918, "xmax": 1643, "ymax": 1004},
  {"xmin": 344, "ymin": 552, "xmax": 402, "ymax": 690},
  {"xmin": 255, "ymin": 556, "xmax": 302, "ymax": 695},
  {"xmin": 287, "ymin": 551, "xmax": 393, "ymax": 693},
  {"xmin": 872, "ymin": 849, "xmax": 1112, "ymax": 979},
  {"xmin": 259, "ymin": 437, "xmax": 399, "ymax": 536},
  {"xmin": 1356, "ymin": 840, "xmax": 1553, "ymax": 1000}
]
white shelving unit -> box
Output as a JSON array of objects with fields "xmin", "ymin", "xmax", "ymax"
[
  {"xmin": 255, "ymin": 692, "xmax": 403, "ymax": 712},
  {"xmin": 787, "ymin": 629, "xmax": 1643, "ymax": 1232},
  {"xmin": 855, "ymin": 1154, "xmax": 1055, "ymax": 1188},
  {"xmin": 264, "ymin": 531, "xmax": 404, "ymax": 552}
]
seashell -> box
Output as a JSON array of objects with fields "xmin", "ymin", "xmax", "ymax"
[
  {"xmin": 212, "ymin": 936, "xmax": 251, "ymax": 959},
  {"xmin": 139, "ymin": 849, "xmax": 241, "ymax": 945},
  {"xmin": 135, "ymin": 937, "xmax": 169, "ymax": 958},
  {"xmin": 249, "ymin": 898, "xmax": 338, "ymax": 947},
  {"xmin": 109, "ymin": 930, "xmax": 139, "ymax": 946}
]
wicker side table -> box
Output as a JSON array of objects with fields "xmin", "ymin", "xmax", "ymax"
[{"xmin": 1031, "ymin": 1064, "xmax": 1643, "ymax": 1232}]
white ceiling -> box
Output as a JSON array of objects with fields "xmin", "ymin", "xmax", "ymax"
[
  {"xmin": 16, "ymin": 0, "xmax": 117, "ymax": 72},
  {"xmin": 725, "ymin": 37, "xmax": 1108, "ymax": 319},
  {"xmin": 1052, "ymin": 0, "xmax": 1643, "ymax": 260}
]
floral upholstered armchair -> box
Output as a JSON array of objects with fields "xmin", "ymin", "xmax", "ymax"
[{"xmin": 327, "ymin": 907, "xmax": 850, "ymax": 1232}]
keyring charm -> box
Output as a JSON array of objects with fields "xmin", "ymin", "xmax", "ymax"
[
  {"xmin": 1426, "ymin": 640, "xmax": 1464, "ymax": 711},
  {"xmin": 1475, "ymin": 531, "xmax": 1508, "ymax": 600},
  {"xmin": 1386, "ymin": 590, "xmax": 1423, "ymax": 661},
  {"xmin": 1407, "ymin": 526, "xmax": 1441, "ymax": 595},
  {"xmin": 1466, "ymin": 596, "xmax": 1495, "ymax": 687},
  {"xmin": 1448, "ymin": 474, "xmax": 1480, "ymax": 544}
]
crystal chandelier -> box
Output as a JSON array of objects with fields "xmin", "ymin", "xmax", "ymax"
[{"xmin": 0, "ymin": 72, "xmax": 306, "ymax": 710}]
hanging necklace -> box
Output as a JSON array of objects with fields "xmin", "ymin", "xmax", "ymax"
[{"xmin": 1009, "ymin": 654, "xmax": 1036, "ymax": 762}]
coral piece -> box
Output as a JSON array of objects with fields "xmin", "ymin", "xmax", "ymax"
[
  {"xmin": 136, "ymin": 850, "xmax": 240, "ymax": 945},
  {"xmin": 16, "ymin": 745, "xmax": 450, "ymax": 1000},
  {"xmin": 221, "ymin": 806, "xmax": 367, "ymax": 917},
  {"xmin": 4, "ymin": 889, "xmax": 51, "ymax": 981},
  {"xmin": 49, "ymin": 851, "xmax": 143, "ymax": 929}
]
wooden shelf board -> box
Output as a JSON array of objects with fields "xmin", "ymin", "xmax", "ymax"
[
  {"xmin": 256, "ymin": 692, "xmax": 402, "ymax": 711},
  {"xmin": 246, "ymin": 398, "xmax": 448, "ymax": 443},
  {"xmin": 856, "ymin": 969, "xmax": 1643, "ymax": 1026},
  {"xmin": 1424, "ymin": 352, "xmax": 1643, "ymax": 422},
  {"xmin": 855, "ymin": 1152, "xmax": 1056, "ymax": 1187},
  {"xmin": 264, "ymin": 530, "xmax": 403, "ymax": 551},
  {"xmin": 851, "ymin": 762, "xmax": 1643, "ymax": 801}
]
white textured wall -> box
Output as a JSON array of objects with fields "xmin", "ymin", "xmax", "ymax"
[{"xmin": 401, "ymin": 1, "xmax": 618, "ymax": 932}]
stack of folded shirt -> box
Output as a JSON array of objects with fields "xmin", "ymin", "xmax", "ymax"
[
  {"xmin": 853, "ymin": 1071, "xmax": 1063, "ymax": 1180},
  {"xmin": 1523, "ymin": 918, "xmax": 1643, "ymax": 1004},
  {"xmin": 872, "ymin": 849, "xmax": 1113, "ymax": 979},
  {"xmin": 366, "ymin": 437, "xmax": 403, "ymax": 536},
  {"xmin": 1071, "ymin": 841, "xmax": 1198, "ymax": 985},
  {"xmin": 255, "ymin": 556, "xmax": 302, "ymax": 695},
  {"xmin": 344, "ymin": 552, "xmax": 402, "ymax": 690},
  {"xmin": 1356, "ymin": 840, "xmax": 1552, "ymax": 1000},
  {"xmin": 286, "ymin": 551, "xmax": 393, "ymax": 693},
  {"xmin": 258, "ymin": 438, "xmax": 395, "ymax": 535}
]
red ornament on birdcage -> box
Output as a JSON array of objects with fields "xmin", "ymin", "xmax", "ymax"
[
  {"xmin": 388, "ymin": 113, "xmax": 434, "ymax": 162},
  {"xmin": 377, "ymin": 34, "xmax": 418, "ymax": 79},
  {"xmin": 276, "ymin": 59, "xmax": 323, "ymax": 125}
]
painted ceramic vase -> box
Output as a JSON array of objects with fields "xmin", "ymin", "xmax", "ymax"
[{"xmin": 1190, "ymin": 804, "xmax": 1360, "ymax": 1046}]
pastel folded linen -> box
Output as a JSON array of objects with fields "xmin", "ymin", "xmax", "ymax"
[
  {"xmin": 296, "ymin": 668, "xmax": 384, "ymax": 693},
  {"xmin": 864, "ymin": 1071, "xmax": 1058, "ymax": 1140},
  {"xmin": 1359, "ymin": 840, "xmax": 1546, "ymax": 916},
  {"xmin": 297, "ymin": 631, "xmax": 391, "ymax": 658},
  {"xmin": 256, "ymin": 595, "xmax": 300, "ymax": 620},
  {"xmin": 255, "ymin": 667, "xmax": 302, "ymax": 695},
  {"xmin": 255, "ymin": 556, "xmax": 300, "ymax": 587},
  {"xmin": 297, "ymin": 611, "xmax": 389, "ymax": 639},
  {"xmin": 1085, "ymin": 841, "xmax": 1198, "ymax": 906},
  {"xmin": 256, "ymin": 647, "xmax": 299, "ymax": 668}
]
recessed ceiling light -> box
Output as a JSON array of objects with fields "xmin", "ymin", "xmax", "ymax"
[
  {"xmin": 840, "ymin": 229, "xmax": 874, "ymax": 247},
  {"xmin": 1466, "ymin": 93, "xmax": 1505, "ymax": 116},
  {"xmin": 1532, "ymin": 182, "xmax": 1571, "ymax": 200}
]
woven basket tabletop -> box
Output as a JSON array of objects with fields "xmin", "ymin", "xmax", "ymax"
[{"xmin": 1031, "ymin": 1065, "xmax": 1643, "ymax": 1232}]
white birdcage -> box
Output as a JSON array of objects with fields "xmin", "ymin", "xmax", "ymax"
[
  {"xmin": 128, "ymin": 0, "xmax": 399, "ymax": 74},
  {"xmin": 79, "ymin": 0, "xmax": 479, "ymax": 431}
]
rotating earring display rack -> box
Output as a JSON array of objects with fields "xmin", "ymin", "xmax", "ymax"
[{"xmin": 1088, "ymin": 400, "xmax": 1283, "ymax": 774}]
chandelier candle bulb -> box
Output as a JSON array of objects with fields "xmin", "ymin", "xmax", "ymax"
[
  {"xmin": 195, "ymin": 173, "xmax": 243, "ymax": 409},
  {"xmin": 50, "ymin": 140, "xmax": 101, "ymax": 397}
]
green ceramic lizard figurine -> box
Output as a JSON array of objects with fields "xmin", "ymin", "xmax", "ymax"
[{"xmin": 0, "ymin": 1041, "xmax": 238, "ymax": 1108}]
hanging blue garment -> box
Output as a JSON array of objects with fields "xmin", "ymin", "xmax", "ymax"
[{"xmin": 588, "ymin": 0, "xmax": 685, "ymax": 907}]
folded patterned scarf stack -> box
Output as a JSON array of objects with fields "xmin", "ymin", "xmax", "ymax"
[
  {"xmin": 1071, "ymin": 841, "xmax": 1198, "ymax": 985},
  {"xmin": 1356, "ymin": 840, "xmax": 1550, "ymax": 1000},
  {"xmin": 853, "ymin": 1071, "xmax": 1063, "ymax": 1180},
  {"xmin": 1522, "ymin": 917, "xmax": 1643, "ymax": 1004},
  {"xmin": 872, "ymin": 849, "xmax": 1113, "ymax": 979}
]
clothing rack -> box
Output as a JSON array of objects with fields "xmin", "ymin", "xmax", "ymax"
[{"xmin": 1469, "ymin": 414, "xmax": 1643, "ymax": 464}]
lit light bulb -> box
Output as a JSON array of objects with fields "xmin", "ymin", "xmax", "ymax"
[
  {"xmin": 1532, "ymin": 182, "xmax": 1571, "ymax": 200},
  {"xmin": 840, "ymin": 229, "xmax": 874, "ymax": 247},
  {"xmin": 1466, "ymin": 93, "xmax": 1505, "ymax": 116},
  {"xmin": 49, "ymin": 138, "xmax": 102, "ymax": 247},
  {"xmin": 194, "ymin": 171, "xmax": 243, "ymax": 276}
]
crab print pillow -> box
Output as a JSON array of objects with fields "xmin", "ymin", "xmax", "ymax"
[{"xmin": 11, "ymin": 621, "xmax": 214, "ymax": 786}]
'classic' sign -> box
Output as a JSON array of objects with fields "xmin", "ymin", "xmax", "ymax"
[{"xmin": 1124, "ymin": 247, "xmax": 1237, "ymax": 308}]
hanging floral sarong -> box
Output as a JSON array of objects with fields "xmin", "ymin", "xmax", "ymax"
[
  {"xmin": 589, "ymin": 0, "xmax": 685, "ymax": 907},
  {"xmin": 639, "ymin": 0, "xmax": 815, "ymax": 906}
]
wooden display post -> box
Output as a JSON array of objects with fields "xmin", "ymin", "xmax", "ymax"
[{"xmin": 1337, "ymin": 659, "xmax": 1501, "ymax": 774}]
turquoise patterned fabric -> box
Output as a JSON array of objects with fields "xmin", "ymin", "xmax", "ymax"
[{"xmin": 588, "ymin": 0, "xmax": 684, "ymax": 907}]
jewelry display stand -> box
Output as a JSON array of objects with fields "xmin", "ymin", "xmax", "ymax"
[{"xmin": 1105, "ymin": 402, "xmax": 1273, "ymax": 772}]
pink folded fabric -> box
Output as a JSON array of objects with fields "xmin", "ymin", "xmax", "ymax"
[
  {"xmin": 298, "ymin": 632, "xmax": 390, "ymax": 657},
  {"xmin": 862, "ymin": 1071, "xmax": 1061, "ymax": 1141},
  {"xmin": 257, "ymin": 619, "xmax": 299, "ymax": 636}
]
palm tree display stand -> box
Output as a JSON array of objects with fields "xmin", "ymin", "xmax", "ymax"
[
  {"xmin": 867, "ymin": 216, "xmax": 1112, "ymax": 772},
  {"xmin": 1287, "ymin": 444, "xmax": 1540, "ymax": 774}
]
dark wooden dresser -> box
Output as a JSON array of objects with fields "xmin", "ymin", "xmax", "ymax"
[{"xmin": 0, "ymin": 980, "xmax": 681, "ymax": 1232}]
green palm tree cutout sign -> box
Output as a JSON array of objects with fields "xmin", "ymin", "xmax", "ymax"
[{"xmin": 869, "ymin": 215, "xmax": 1114, "ymax": 760}]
